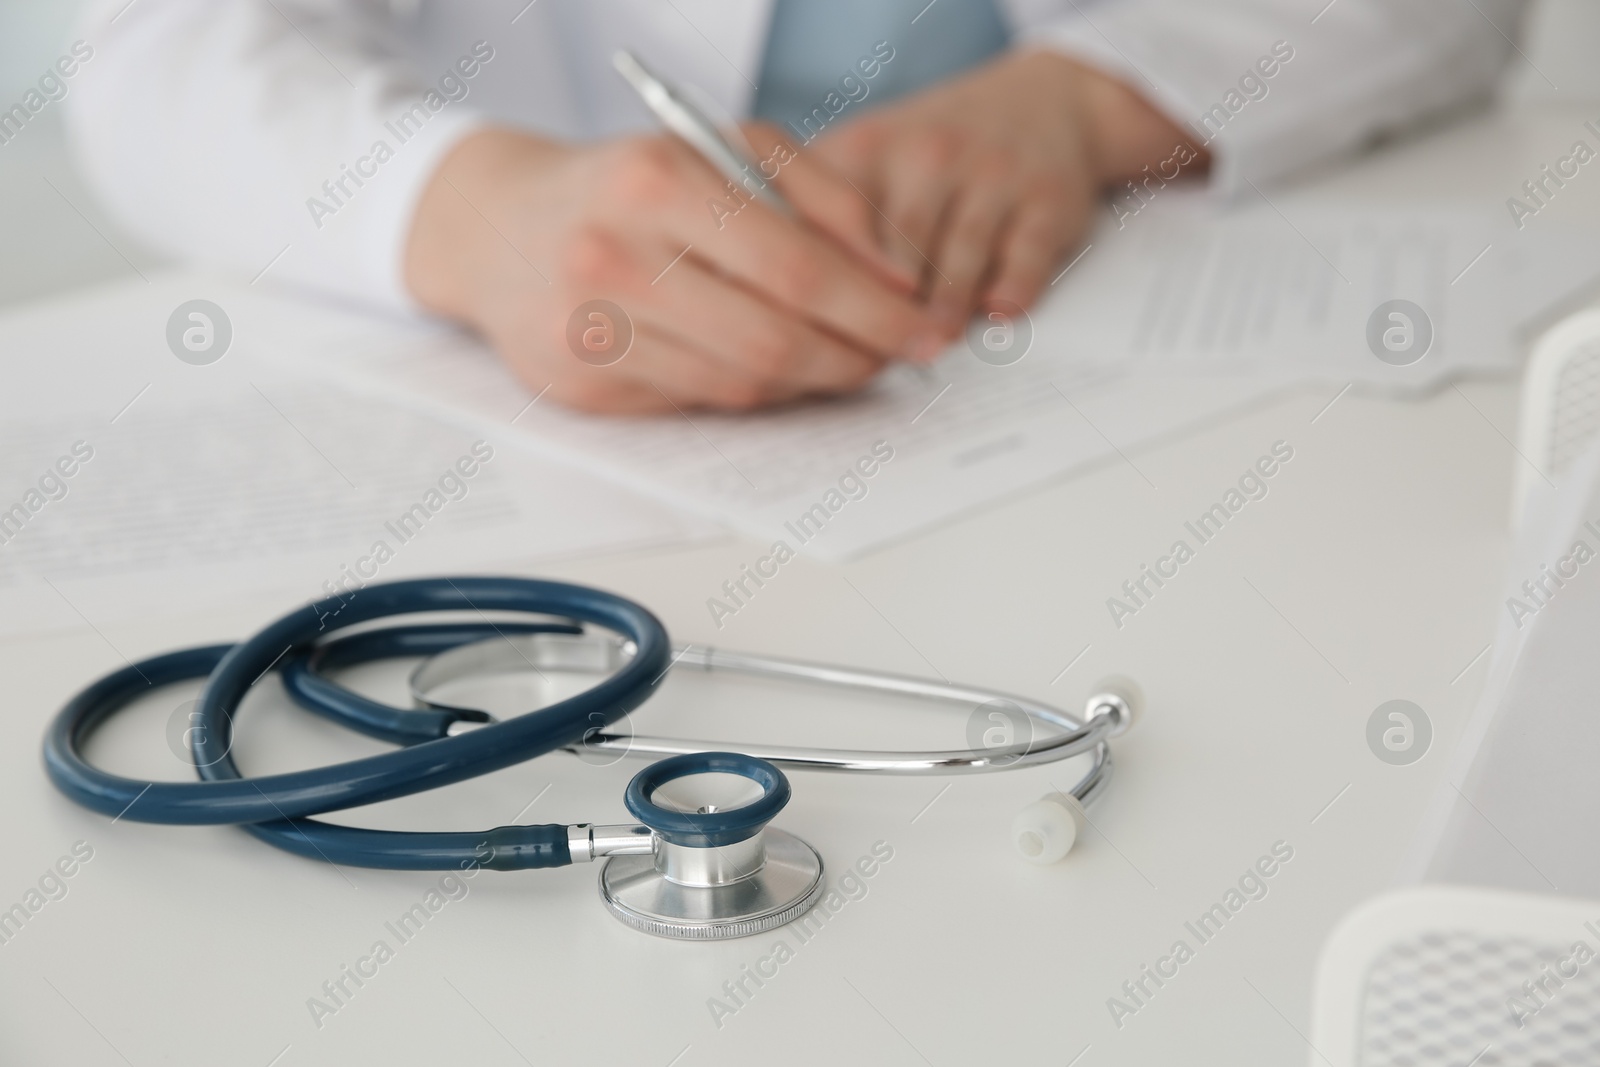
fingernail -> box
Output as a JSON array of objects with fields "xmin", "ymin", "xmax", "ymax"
[{"xmin": 901, "ymin": 331, "xmax": 946, "ymax": 364}]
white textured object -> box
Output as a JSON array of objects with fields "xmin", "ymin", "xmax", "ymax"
[
  {"xmin": 1515, "ymin": 309, "xmax": 1600, "ymax": 528},
  {"xmin": 1309, "ymin": 887, "xmax": 1600, "ymax": 1067}
]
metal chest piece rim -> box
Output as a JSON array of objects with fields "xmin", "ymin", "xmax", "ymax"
[{"xmin": 599, "ymin": 827, "xmax": 825, "ymax": 941}]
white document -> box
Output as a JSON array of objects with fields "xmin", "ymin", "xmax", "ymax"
[
  {"xmin": 297, "ymin": 315, "xmax": 1298, "ymax": 562},
  {"xmin": 1051, "ymin": 197, "xmax": 1600, "ymax": 391},
  {"xmin": 0, "ymin": 282, "xmax": 711, "ymax": 637}
]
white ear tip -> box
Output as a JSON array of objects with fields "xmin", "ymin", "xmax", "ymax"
[
  {"xmin": 1087, "ymin": 674, "xmax": 1143, "ymax": 737},
  {"xmin": 1012, "ymin": 794, "xmax": 1084, "ymax": 865}
]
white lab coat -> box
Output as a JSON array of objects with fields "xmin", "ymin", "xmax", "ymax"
[{"xmin": 64, "ymin": 0, "xmax": 1525, "ymax": 312}]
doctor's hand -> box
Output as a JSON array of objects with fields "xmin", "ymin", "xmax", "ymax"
[
  {"xmin": 404, "ymin": 126, "xmax": 950, "ymax": 414},
  {"xmin": 812, "ymin": 50, "xmax": 1206, "ymax": 326}
]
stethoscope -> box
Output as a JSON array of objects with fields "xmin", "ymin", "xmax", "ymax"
[{"xmin": 43, "ymin": 577, "xmax": 1140, "ymax": 940}]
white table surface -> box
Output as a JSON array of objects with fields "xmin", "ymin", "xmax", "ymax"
[{"xmin": 3, "ymin": 102, "xmax": 1599, "ymax": 1066}]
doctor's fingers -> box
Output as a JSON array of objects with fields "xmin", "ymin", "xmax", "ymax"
[
  {"xmin": 550, "ymin": 227, "xmax": 882, "ymax": 399},
  {"xmin": 983, "ymin": 185, "xmax": 1091, "ymax": 310},
  {"xmin": 925, "ymin": 159, "xmax": 1022, "ymax": 326},
  {"xmin": 872, "ymin": 128, "xmax": 965, "ymax": 300},
  {"xmin": 625, "ymin": 150, "xmax": 945, "ymax": 364},
  {"xmin": 684, "ymin": 201, "xmax": 947, "ymax": 365},
  {"xmin": 542, "ymin": 327, "xmax": 801, "ymax": 414},
  {"xmin": 644, "ymin": 259, "xmax": 885, "ymax": 396},
  {"xmin": 591, "ymin": 134, "xmax": 935, "ymax": 358},
  {"xmin": 738, "ymin": 122, "xmax": 915, "ymax": 294}
]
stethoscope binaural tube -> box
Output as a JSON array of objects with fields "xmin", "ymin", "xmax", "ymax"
[
  {"xmin": 407, "ymin": 634, "xmax": 1131, "ymax": 783},
  {"xmin": 42, "ymin": 577, "xmax": 670, "ymax": 871}
]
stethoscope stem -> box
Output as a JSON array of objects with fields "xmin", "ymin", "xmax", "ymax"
[{"xmin": 565, "ymin": 823, "xmax": 655, "ymax": 863}]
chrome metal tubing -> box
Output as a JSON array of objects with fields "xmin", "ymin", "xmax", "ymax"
[
  {"xmin": 602, "ymin": 645, "xmax": 1117, "ymax": 781},
  {"xmin": 415, "ymin": 636, "xmax": 1117, "ymax": 799},
  {"xmin": 566, "ymin": 822, "xmax": 654, "ymax": 863}
]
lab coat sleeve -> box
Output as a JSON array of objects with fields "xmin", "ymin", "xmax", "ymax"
[
  {"xmin": 1020, "ymin": 0, "xmax": 1528, "ymax": 192},
  {"xmin": 64, "ymin": 0, "xmax": 487, "ymax": 311}
]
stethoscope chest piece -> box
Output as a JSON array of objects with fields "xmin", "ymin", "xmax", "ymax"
[{"xmin": 596, "ymin": 753, "xmax": 825, "ymax": 940}]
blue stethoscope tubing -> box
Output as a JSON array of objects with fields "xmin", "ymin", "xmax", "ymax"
[{"xmin": 42, "ymin": 577, "xmax": 671, "ymax": 872}]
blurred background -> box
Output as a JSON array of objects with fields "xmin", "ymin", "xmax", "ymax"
[{"xmin": 1, "ymin": 0, "xmax": 1599, "ymax": 311}]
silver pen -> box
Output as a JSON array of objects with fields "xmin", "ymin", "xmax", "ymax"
[{"xmin": 612, "ymin": 49, "xmax": 794, "ymax": 217}]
